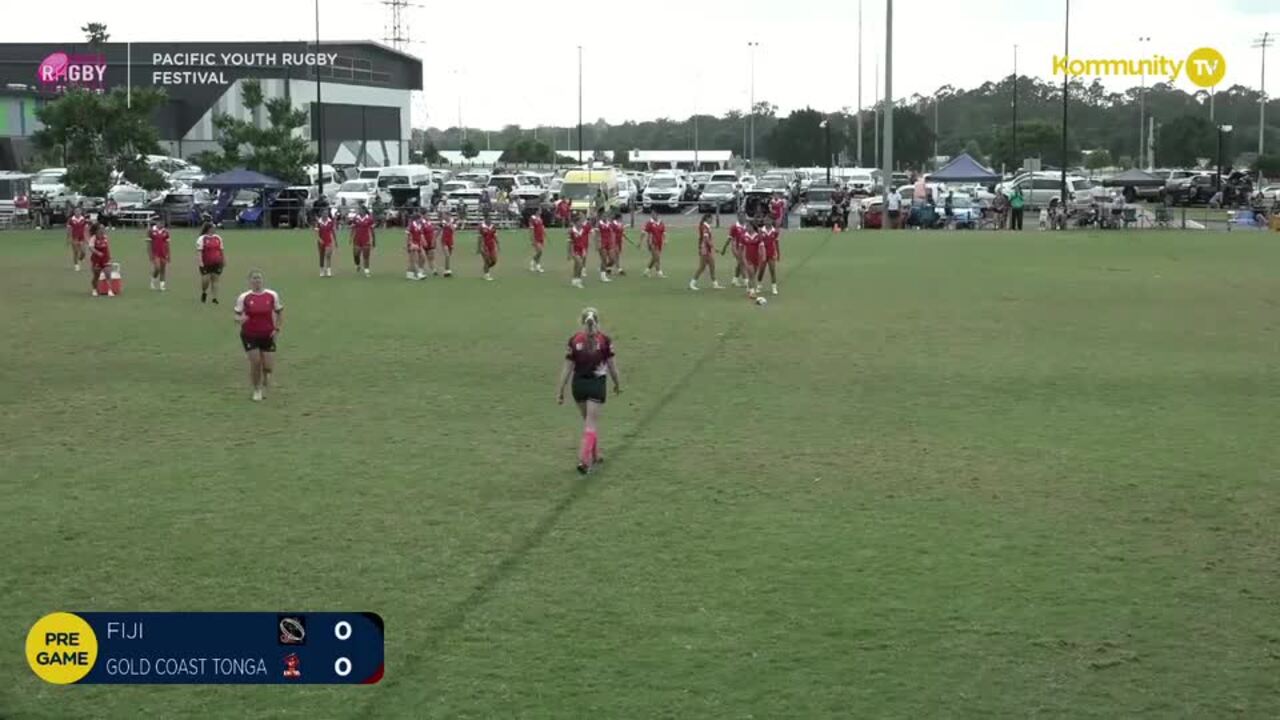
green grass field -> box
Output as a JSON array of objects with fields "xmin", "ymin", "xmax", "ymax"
[{"xmin": 2, "ymin": 225, "xmax": 1279, "ymax": 719}]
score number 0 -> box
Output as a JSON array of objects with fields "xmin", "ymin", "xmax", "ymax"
[{"xmin": 334, "ymin": 621, "xmax": 352, "ymax": 677}]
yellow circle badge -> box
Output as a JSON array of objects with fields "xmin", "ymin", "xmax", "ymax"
[
  {"xmin": 26, "ymin": 612, "xmax": 97, "ymax": 684},
  {"xmin": 1185, "ymin": 47, "xmax": 1227, "ymax": 88}
]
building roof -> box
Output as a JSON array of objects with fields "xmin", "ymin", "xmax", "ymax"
[{"xmin": 629, "ymin": 150, "xmax": 734, "ymax": 163}]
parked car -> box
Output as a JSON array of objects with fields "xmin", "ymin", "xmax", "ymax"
[
  {"xmin": 30, "ymin": 168, "xmax": 68, "ymax": 199},
  {"xmin": 744, "ymin": 175, "xmax": 791, "ymax": 217},
  {"xmin": 690, "ymin": 172, "xmax": 712, "ymax": 198},
  {"xmin": 1165, "ymin": 173, "xmax": 1217, "ymax": 205},
  {"xmin": 0, "ymin": 171, "xmax": 31, "ymax": 223},
  {"xmin": 799, "ymin": 187, "xmax": 837, "ymax": 227},
  {"xmin": 336, "ymin": 179, "xmax": 378, "ymax": 210},
  {"xmin": 697, "ymin": 182, "xmax": 739, "ymax": 213},
  {"xmin": 267, "ymin": 186, "xmax": 317, "ymax": 227},
  {"xmin": 642, "ymin": 174, "xmax": 686, "ymax": 212},
  {"xmin": 488, "ymin": 174, "xmax": 548, "ymax": 218},
  {"xmin": 167, "ymin": 168, "xmax": 206, "ymax": 189},
  {"xmin": 844, "ymin": 171, "xmax": 877, "ymax": 197},
  {"xmin": 445, "ymin": 187, "xmax": 486, "ymax": 216},
  {"xmin": 616, "ymin": 177, "xmax": 639, "ymax": 212},
  {"xmin": 997, "ymin": 172, "xmax": 1107, "ymax": 209},
  {"xmin": 946, "ymin": 192, "xmax": 982, "ymax": 229},
  {"xmin": 149, "ymin": 189, "xmax": 212, "ymax": 225},
  {"xmin": 1257, "ymin": 184, "xmax": 1280, "ymax": 202}
]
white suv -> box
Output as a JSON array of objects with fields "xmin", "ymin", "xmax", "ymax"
[{"xmin": 1000, "ymin": 172, "xmax": 1107, "ymax": 209}]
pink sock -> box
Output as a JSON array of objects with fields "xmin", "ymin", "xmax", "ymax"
[{"xmin": 580, "ymin": 429, "xmax": 597, "ymax": 466}]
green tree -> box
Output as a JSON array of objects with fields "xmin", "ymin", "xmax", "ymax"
[
  {"xmin": 988, "ymin": 121, "xmax": 1078, "ymax": 170},
  {"xmin": 81, "ymin": 22, "xmax": 109, "ymax": 46},
  {"xmin": 961, "ymin": 139, "xmax": 986, "ymax": 165},
  {"xmin": 422, "ymin": 140, "xmax": 443, "ymax": 165},
  {"xmin": 1085, "ymin": 149, "xmax": 1112, "ymax": 170},
  {"xmin": 461, "ymin": 140, "xmax": 479, "ymax": 160},
  {"xmin": 765, "ymin": 108, "xmax": 845, "ymax": 167},
  {"xmin": 1256, "ymin": 154, "xmax": 1280, "ymax": 179},
  {"xmin": 612, "ymin": 145, "xmax": 632, "ymax": 167},
  {"xmin": 195, "ymin": 79, "xmax": 310, "ymax": 184},
  {"xmin": 1157, "ymin": 115, "xmax": 1216, "ymax": 168},
  {"xmin": 32, "ymin": 87, "xmax": 167, "ymax": 197}
]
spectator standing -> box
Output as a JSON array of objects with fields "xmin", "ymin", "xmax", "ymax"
[{"xmin": 1009, "ymin": 187, "xmax": 1025, "ymax": 230}]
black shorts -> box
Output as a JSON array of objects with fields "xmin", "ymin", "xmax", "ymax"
[
  {"xmin": 200, "ymin": 263, "xmax": 224, "ymax": 276},
  {"xmin": 571, "ymin": 375, "xmax": 607, "ymax": 404},
  {"xmin": 240, "ymin": 334, "xmax": 276, "ymax": 353}
]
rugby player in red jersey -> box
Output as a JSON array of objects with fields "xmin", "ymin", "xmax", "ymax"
[
  {"xmin": 66, "ymin": 207, "xmax": 89, "ymax": 271},
  {"xmin": 719, "ymin": 214, "xmax": 748, "ymax": 287},
  {"xmin": 438, "ymin": 211, "xmax": 456, "ymax": 277},
  {"xmin": 554, "ymin": 196, "xmax": 572, "ymax": 227},
  {"xmin": 689, "ymin": 212, "xmax": 723, "ymax": 291},
  {"xmin": 146, "ymin": 216, "xmax": 171, "ymax": 291},
  {"xmin": 595, "ymin": 209, "xmax": 614, "ymax": 283},
  {"xmin": 350, "ymin": 205, "xmax": 376, "ymax": 277},
  {"xmin": 740, "ymin": 220, "xmax": 765, "ymax": 298},
  {"xmin": 88, "ymin": 222, "xmax": 112, "ymax": 296},
  {"xmin": 421, "ymin": 214, "xmax": 439, "ymax": 277},
  {"xmin": 642, "ymin": 209, "xmax": 667, "ymax": 278},
  {"xmin": 528, "ymin": 211, "xmax": 547, "ymax": 273},
  {"xmin": 556, "ymin": 307, "xmax": 622, "ymax": 474},
  {"xmin": 195, "ymin": 222, "xmax": 226, "ymax": 304},
  {"xmin": 608, "ymin": 211, "xmax": 629, "ymax": 277},
  {"xmin": 476, "ymin": 214, "xmax": 499, "ymax": 281},
  {"xmin": 405, "ymin": 210, "xmax": 426, "ymax": 280},
  {"xmin": 769, "ymin": 193, "xmax": 787, "ymax": 227},
  {"xmin": 234, "ymin": 269, "xmax": 284, "ymax": 402},
  {"xmin": 758, "ymin": 214, "xmax": 781, "ymax": 295},
  {"xmin": 567, "ymin": 213, "xmax": 591, "ymax": 289},
  {"xmin": 316, "ymin": 211, "xmax": 338, "ymax": 277}
]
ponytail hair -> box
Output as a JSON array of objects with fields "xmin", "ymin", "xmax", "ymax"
[
  {"xmin": 581, "ymin": 307, "xmax": 599, "ymax": 353},
  {"xmin": 201, "ymin": 221, "xmax": 214, "ymax": 235}
]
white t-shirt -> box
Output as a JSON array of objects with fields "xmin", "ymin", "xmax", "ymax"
[{"xmin": 886, "ymin": 192, "xmax": 902, "ymax": 211}]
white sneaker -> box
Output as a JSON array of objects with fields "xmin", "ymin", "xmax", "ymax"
[
  {"xmin": 444, "ymin": 270, "xmax": 452, "ymax": 277},
  {"xmin": 536, "ymin": 264, "xmax": 544, "ymax": 273},
  {"xmin": 643, "ymin": 269, "xmax": 651, "ymax": 277},
  {"xmin": 74, "ymin": 263, "xmax": 81, "ymax": 272},
  {"xmin": 713, "ymin": 282, "xmax": 724, "ymax": 289},
  {"xmin": 689, "ymin": 280, "xmax": 699, "ymax": 291},
  {"xmin": 107, "ymin": 290, "xmax": 115, "ymax": 297},
  {"xmin": 571, "ymin": 278, "xmax": 584, "ymax": 288},
  {"xmin": 417, "ymin": 271, "xmax": 427, "ymax": 280},
  {"xmin": 159, "ymin": 282, "xmax": 166, "ymax": 291},
  {"xmin": 252, "ymin": 389, "xmax": 263, "ymax": 402},
  {"xmin": 150, "ymin": 279, "xmax": 157, "ymax": 290},
  {"xmin": 91, "ymin": 289, "xmax": 98, "ymax": 297},
  {"xmin": 771, "ymin": 284, "xmax": 778, "ymax": 295},
  {"xmin": 657, "ymin": 270, "xmax": 666, "ymax": 278},
  {"xmin": 406, "ymin": 271, "xmax": 417, "ymax": 280},
  {"xmin": 731, "ymin": 277, "xmax": 740, "ymax": 287},
  {"xmin": 485, "ymin": 273, "xmax": 493, "ymax": 281},
  {"xmin": 530, "ymin": 261, "xmax": 537, "ymax": 272},
  {"xmin": 600, "ymin": 272, "xmax": 611, "ymax": 283},
  {"xmin": 364, "ymin": 268, "xmax": 371, "ymax": 277},
  {"xmin": 320, "ymin": 269, "xmax": 327, "ymax": 277}
]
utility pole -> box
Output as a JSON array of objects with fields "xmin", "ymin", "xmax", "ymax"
[
  {"xmin": 1253, "ymin": 32, "xmax": 1273, "ymax": 159},
  {"xmin": 933, "ymin": 94, "xmax": 939, "ymax": 168},
  {"xmin": 1137, "ymin": 36, "xmax": 1150, "ymax": 168},
  {"xmin": 874, "ymin": 54, "xmax": 880, "ymax": 169},
  {"xmin": 882, "ymin": 0, "xmax": 893, "ymax": 232},
  {"xmin": 1060, "ymin": 0, "xmax": 1070, "ymax": 210},
  {"xmin": 856, "ymin": 0, "xmax": 863, "ymax": 167},
  {"xmin": 1013, "ymin": 44, "xmax": 1018, "ymax": 170},
  {"xmin": 748, "ymin": 41, "xmax": 758, "ymax": 166},
  {"xmin": 577, "ymin": 45, "xmax": 583, "ymax": 165},
  {"xmin": 314, "ymin": 0, "xmax": 324, "ymax": 197}
]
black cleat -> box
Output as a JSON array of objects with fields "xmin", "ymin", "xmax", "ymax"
[
  {"xmin": 211, "ymin": 298, "xmax": 219, "ymax": 305},
  {"xmin": 200, "ymin": 293, "xmax": 207, "ymax": 303},
  {"xmin": 576, "ymin": 463, "xmax": 589, "ymax": 475}
]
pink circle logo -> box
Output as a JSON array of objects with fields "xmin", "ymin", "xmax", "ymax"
[{"xmin": 37, "ymin": 52, "xmax": 69, "ymax": 84}]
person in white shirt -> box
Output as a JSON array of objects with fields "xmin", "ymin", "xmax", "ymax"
[{"xmin": 886, "ymin": 190, "xmax": 903, "ymax": 229}]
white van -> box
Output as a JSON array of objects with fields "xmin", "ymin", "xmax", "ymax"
[{"xmin": 376, "ymin": 165, "xmax": 431, "ymax": 204}]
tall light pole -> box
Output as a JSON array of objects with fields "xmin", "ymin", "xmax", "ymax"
[
  {"xmin": 881, "ymin": 0, "xmax": 893, "ymax": 232},
  {"xmin": 1137, "ymin": 36, "xmax": 1150, "ymax": 169},
  {"xmin": 1012, "ymin": 44, "xmax": 1019, "ymax": 170},
  {"xmin": 1253, "ymin": 32, "xmax": 1273, "ymax": 159},
  {"xmin": 577, "ymin": 45, "xmax": 584, "ymax": 165},
  {"xmin": 874, "ymin": 54, "xmax": 880, "ymax": 169},
  {"xmin": 1060, "ymin": 0, "xmax": 1070, "ymax": 210},
  {"xmin": 747, "ymin": 41, "xmax": 758, "ymax": 166},
  {"xmin": 314, "ymin": 0, "xmax": 324, "ymax": 197},
  {"xmin": 933, "ymin": 93, "xmax": 939, "ymax": 168},
  {"xmin": 856, "ymin": 0, "xmax": 863, "ymax": 167}
]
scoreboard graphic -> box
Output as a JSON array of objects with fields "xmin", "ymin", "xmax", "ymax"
[{"xmin": 26, "ymin": 612, "xmax": 384, "ymax": 685}]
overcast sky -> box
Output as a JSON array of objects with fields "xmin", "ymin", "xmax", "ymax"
[{"xmin": 3, "ymin": 0, "xmax": 1276, "ymax": 129}]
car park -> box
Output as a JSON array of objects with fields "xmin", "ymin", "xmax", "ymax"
[
  {"xmin": 167, "ymin": 168, "xmax": 206, "ymax": 189},
  {"xmin": 616, "ymin": 176, "xmax": 639, "ymax": 212},
  {"xmin": 149, "ymin": 189, "xmax": 213, "ymax": 225},
  {"xmin": 1165, "ymin": 173, "xmax": 1217, "ymax": 205},
  {"xmin": 799, "ymin": 187, "xmax": 837, "ymax": 227},
  {"xmin": 445, "ymin": 187, "xmax": 486, "ymax": 216},
  {"xmin": 997, "ymin": 172, "xmax": 1107, "ymax": 209},
  {"xmin": 488, "ymin": 174, "xmax": 549, "ymax": 216},
  {"xmin": 31, "ymin": 168, "xmax": 68, "ymax": 198},
  {"xmin": 0, "ymin": 172, "xmax": 31, "ymax": 225}
]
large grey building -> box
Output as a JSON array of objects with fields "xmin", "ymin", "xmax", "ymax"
[{"xmin": 0, "ymin": 40, "xmax": 422, "ymax": 169}]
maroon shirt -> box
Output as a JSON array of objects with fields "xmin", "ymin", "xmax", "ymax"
[{"xmin": 566, "ymin": 331, "xmax": 614, "ymax": 377}]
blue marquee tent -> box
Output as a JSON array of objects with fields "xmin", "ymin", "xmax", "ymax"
[
  {"xmin": 193, "ymin": 169, "xmax": 287, "ymax": 191},
  {"xmin": 928, "ymin": 153, "xmax": 1001, "ymax": 184}
]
